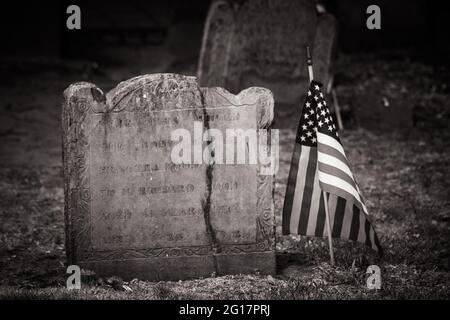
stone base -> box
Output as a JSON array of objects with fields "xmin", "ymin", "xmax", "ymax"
[{"xmin": 80, "ymin": 251, "xmax": 276, "ymax": 281}]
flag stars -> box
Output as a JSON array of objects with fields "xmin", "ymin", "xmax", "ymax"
[{"xmin": 298, "ymin": 82, "xmax": 339, "ymax": 144}]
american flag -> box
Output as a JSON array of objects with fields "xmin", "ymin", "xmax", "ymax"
[{"xmin": 282, "ymin": 80, "xmax": 382, "ymax": 252}]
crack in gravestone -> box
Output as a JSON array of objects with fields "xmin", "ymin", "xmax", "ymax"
[{"xmin": 200, "ymin": 90, "xmax": 221, "ymax": 276}]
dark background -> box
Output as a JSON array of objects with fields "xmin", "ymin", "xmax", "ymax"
[{"xmin": 0, "ymin": 0, "xmax": 448, "ymax": 64}]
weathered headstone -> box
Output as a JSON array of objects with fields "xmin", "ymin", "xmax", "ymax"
[
  {"xmin": 197, "ymin": 0, "xmax": 337, "ymax": 129},
  {"xmin": 62, "ymin": 73, "xmax": 275, "ymax": 281}
]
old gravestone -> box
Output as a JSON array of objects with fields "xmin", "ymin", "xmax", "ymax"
[
  {"xmin": 62, "ymin": 73, "xmax": 275, "ymax": 281},
  {"xmin": 197, "ymin": 0, "xmax": 337, "ymax": 129}
]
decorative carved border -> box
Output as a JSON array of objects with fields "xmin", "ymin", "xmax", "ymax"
[
  {"xmin": 82, "ymin": 240, "xmax": 273, "ymax": 262},
  {"xmin": 63, "ymin": 83, "xmax": 97, "ymax": 263}
]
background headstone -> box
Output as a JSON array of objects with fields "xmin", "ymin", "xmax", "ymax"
[
  {"xmin": 62, "ymin": 73, "xmax": 275, "ymax": 281},
  {"xmin": 197, "ymin": 0, "xmax": 337, "ymax": 129}
]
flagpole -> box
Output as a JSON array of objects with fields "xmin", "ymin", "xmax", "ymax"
[
  {"xmin": 306, "ymin": 46, "xmax": 314, "ymax": 83},
  {"xmin": 323, "ymin": 192, "xmax": 335, "ymax": 265},
  {"xmin": 306, "ymin": 46, "xmax": 335, "ymax": 266}
]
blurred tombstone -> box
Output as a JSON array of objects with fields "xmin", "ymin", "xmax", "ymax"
[
  {"xmin": 62, "ymin": 73, "xmax": 275, "ymax": 281},
  {"xmin": 197, "ymin": 0, "xmax": 337, "ymax": 129}
]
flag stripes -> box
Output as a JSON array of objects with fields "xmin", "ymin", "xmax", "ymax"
[
  {"xmin": 318, "ymin": 175, "xmax": 367, "ymax": 213},
  {"xmin": 282, "ymin": 143, "xmax": 307, "ymax": 234},
  {"xmin": 349, "ymin": 205, "xmax": 360, "ymax": 241},
  {"xmin": 317, "ymin": 143, "xmax": 348, "ymax": 164},
  {"xmin": 318, "ymin": 152, "xmax": 355, "ymax": 182},
  {"xmin": 306, "ymin": 173, "xmax": 322, "ymax": 235},
  {"xmin": 298, "ymin": 148, "xmax": 318, "ymax": 234},
  {"xmin": 331, "ymin": 196, "xmax": 346, "ymax": 237},
  {"xmin": 313, "ymin": 191, "xmax": 326, "ymax": 237},
  {"xmin": 317, "ymin": 193, "xmax": 381, "ymax": 251},
  {"xmin": 282, "ymin": 141, "xmax": 301, "ymax": 229},
  {"xmin": 317, "ymin": 132, "xmax": 346, "ymax": 156},
  {"xmin": 318, "ymin": 162, "xmax": 355, "ymax": 186},
  {"xmin": 340, "ymin": 200, "xmax": 354, "ymax": 239}
]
